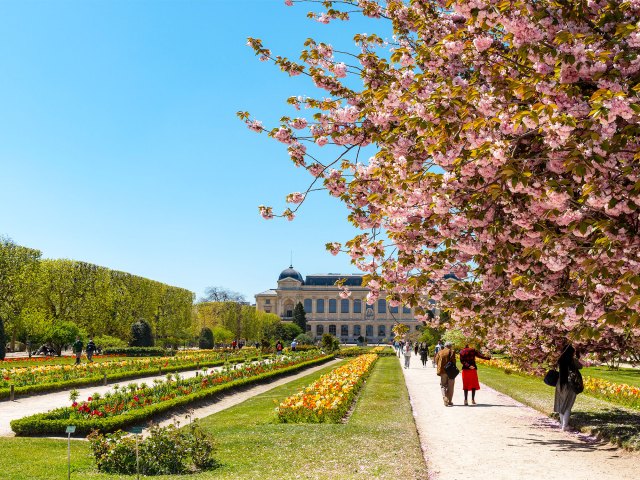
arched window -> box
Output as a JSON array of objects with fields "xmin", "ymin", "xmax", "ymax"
[
  {"xmin": 353, "ymin": 325, "xmax": 361, "ymax": 336},
  {"xmin": 341, "ymin": 325, "xmax": 349, "ymax": 337},
  {"xmin": 329, "ymin": 325, "xmax": 336, "ymax": 336},
  {"xmin": 378, "ymin": 325, "xmax": 386, "ymax": 337},
  {"xmin": 366, "ymin": 325, "xmax": 373, "ymax": 337},
  {"xmin": 316, "ymin": 325, "xmax": 324, "ymax": 336},
  {"xmin": 284, "ymin": 301, "xmax": 294, "ymax": 318}
]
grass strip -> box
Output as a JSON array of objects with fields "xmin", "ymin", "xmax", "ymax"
[
  {"xmin": 0, "ymin": 356, "xmax": 427, "ymax": 479},
  {"xmin": 479, "ymin": 364, "xmax": 640, "ymax": 450}
]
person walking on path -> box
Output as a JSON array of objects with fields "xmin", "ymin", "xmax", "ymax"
[
  {"xmin": 432, "ymin": 340, "xmax": 443, "ymax": 367},
  {"xmin": 72, "ymin": 336, "xmax": 83, "ymax": 365},
  {"xmin": 435, "ymin": 341, "xmax": 456, "ymax": 406},
  {"xmin": 419, "ymin": 343, "xmax": 429, "ymax": 368},
  {"xmin": 403, "ymin": 342, "xmax": 412, "ymax": 369},
  {"xmin": 555, "ymin": 344, "xmax": 582, "ymax": 431},
  {"xmin": 414, "ymin": 342, "xmax": 419, "ymax": 356},
  {"xmin": 459, "ymin": 343, "xmax": 491, "ymax": 405},
  {"xmin": 85, "ymin": 338, "xmax": 96, "ymax": 362}
]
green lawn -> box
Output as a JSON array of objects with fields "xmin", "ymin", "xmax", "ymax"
[
  {"xmin": 582, "ymin": 365, "xmax": 640, "ymax": 388},
  {"xmin": 0, "ymin": 356, "xmax": 427, "ymax": 479},
  {"xmin": 479, "ymin": 365, "xmax": 640, "ymax": 450}
]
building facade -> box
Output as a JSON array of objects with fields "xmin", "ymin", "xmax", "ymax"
[{"xmin": 255, "ymin": 266, "xmax": 425, "ymax": 343}]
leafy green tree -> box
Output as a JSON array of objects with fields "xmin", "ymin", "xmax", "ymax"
[
  {"xmin": 292, "ymin": 302, "xmax": 307, "ymax": 333},
  {"xmin": 0, "ymin": 317, "xmax": 5, "ymax": 360},
  {"xmin": 275, "ymin": 322, "xmax": 303, "ymax": 343},
  {"xmin": 47, "ymin": 321, "xmax": 82, "ymax": 356},
  {"xmin": 0, "ymin": 238, "xmax": 41, "ymax": 351},
  {"xmin": 211, "ymin": 325, "xmax": 234, "ymax": 345},
  {"xmin": 442, "ymin": 329, "xmax": 467, "ymax": 351},
  {"xmin": 130, "ymin": 319, "xmax": 154, "ymax": 347},
  {"xmin": 295, "ymin": 333, "xmax": 313, "ymax": 345},
  {"xmin": 321, "ymin": 333, "xmax": 340, "ymax": 352},
  {"xmin": 418, "ymin": 326, "xmax": 443, "ymax": 347},
  {"xmin": 198, "ymin": 327, "xmax": 214, "ymax": 349}
]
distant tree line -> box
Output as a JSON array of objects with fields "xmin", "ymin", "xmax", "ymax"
[{"xmin": 0, "ymin": 237, "xmax": 194, "ymax": 358}]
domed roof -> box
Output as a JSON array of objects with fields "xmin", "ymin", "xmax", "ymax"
[{"xmin": 278, "ymin": 266, "xmax": 304, "ymax": 283}]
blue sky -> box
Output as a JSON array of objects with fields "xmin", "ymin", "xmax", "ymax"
[{"xmin": 0, "ymin": 0, "xmax": 382, "ymax": 300}]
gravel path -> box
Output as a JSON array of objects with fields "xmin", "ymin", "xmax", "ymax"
[{"xmin": 400, "ymin": 355, "xmax": 639, "ymax": 480}]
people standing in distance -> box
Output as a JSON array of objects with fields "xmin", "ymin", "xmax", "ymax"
[
  {"xmin": 72, "ymin": 336, "xmax": 83, "ymax": 365},
  {"xmin": 403, "ymin": 341, "xmax": 412, "ymax": 369},
  {"xmin": 433, "ymin": 340, "xmax": 443, "ymax": 367},
  {"xmin": 86, "ymin": 338, "xmax": 96, "ymax": 362},
  {"xmin": 291, "ymin": 339, "xmax": 298, "ymax": 352},
  {"xmin": 555, "ymin": 344, "xmax": 582, "ymax": 431},
  {"xmin": 419, "ymin": 342, "xmax": 429, "ymax": 368},
  {"xmin": 459, "ymin": 343, "xmax": 491, "ymax": 405},
  {"xmin": 435, "ymin": 341, "xmax": 456, "ymax": 406},
  {"xmin": 275, "ymin": 340, "xmax": 284, "ymax": 355}
]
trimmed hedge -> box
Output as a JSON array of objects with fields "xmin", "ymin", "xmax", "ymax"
[
  {"xmin": 0, "ymin": 355, "xmax": 270, "ymax": 400},
  {"xmin": 11, "ymin": 354, "xmax": 335, "ymax": 436},
  {"xmin": 102, "ymin": 347, "xmax": 174, "ymax": 357},
  {"xmin": 338, "ymin": 347, "xmax": 396, "ymax": 357}
]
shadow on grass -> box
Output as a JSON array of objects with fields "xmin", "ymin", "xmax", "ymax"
[{"xmin": 570, "ymin": 408, "xmax": 640, "ymax": 450}]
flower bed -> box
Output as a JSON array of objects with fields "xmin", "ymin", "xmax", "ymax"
[
  {"xmin": 0, "ymin": 351, "xmax": 269, "ymax": 399},
  {"xmin": 276, "ymin": 354, "xmax": 377, "ymax": 423},
  {"xmin": 11, "ymin": 352, "xmax": 333, "ymax": 436},
  {"xmin": 477, "ymin": 358, "xmax": 640, "ymax": 410},
  {"xmin": 339, "ymin": 346, "xmax": 394, "ymax": 357}
]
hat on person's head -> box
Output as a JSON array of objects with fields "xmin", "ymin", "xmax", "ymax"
[{"xmin": 444, "ymin": 341, "xmax": 453, "ymax": 347}]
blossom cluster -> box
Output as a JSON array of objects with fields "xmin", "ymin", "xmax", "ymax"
[
  {"xmin": 245, "ymin": 0, "xmax": 640, "ymax": 364},
  {"xmin": 276, "ymin": 354, "xmax": 377, "ymax": 423}
]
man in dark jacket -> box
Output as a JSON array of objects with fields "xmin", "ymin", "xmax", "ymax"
[
  {"xmin": 86, "ymin": 338, "xmax": 96, "ymax": 362},
  {"xmin": 72, "ymin": 337, "xmax": 83, "ymax": 365}
]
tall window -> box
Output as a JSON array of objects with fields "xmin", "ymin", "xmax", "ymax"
[
  {"xmin": 316, "ymin": 299, "xmax": 325, "ymax": 313},
  {"xmin": 366, "ymin": 325, "xmax": 373, "ymax": 337},
  {"xmin": 329, "ymin": 299, "xmax": 337, "ymax": 313},
  {"xmin": 377, "ymin": 299, "xmax": 387, "ymax": 314},
  {"xmin": 329, "ymin": 325, "xmax": 337, "ymax": 336},
  {"xmin": 304, "ymin": 299, "xmax": 312, "ymax": 314},
  {"xmin": 353, "ymin": 325, "xmax": 361, "ymax": 336},
  {"xmin": 389, "ymin": 305, "xmax": 398, "ymax": 314},
  {"xmin": 378, "ymin": 325, "xmax": 386, "ymax": 337},
  {"xmin": 340, "ymin": 299, "xmax": 349, "ymax": 313},
  {"xmin": 341, "ymin": 325, "xmax": 349, "ymax": 337},
  {"xmin": 353, "ymin": 299, "xmax": 362, "ymax": 313},
  {"xmin": 316, "ymin": 325, "xmax": 324, "ymax": 336}
]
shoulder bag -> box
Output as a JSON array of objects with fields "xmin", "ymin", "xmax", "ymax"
[{"xmin": 444, "ymin": 351, "xmax": 460, "ymax": 379}]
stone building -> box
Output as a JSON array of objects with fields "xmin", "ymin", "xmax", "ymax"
[{"xmin": 255, "ymin": 266, "xmax": 425, "ymax": 343}]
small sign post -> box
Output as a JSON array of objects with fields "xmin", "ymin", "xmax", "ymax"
[
  {"xmin": 130, "ymin": 426, "xmax": 143, "ymax": 480},
  {"xmin": 65, "ymin": 426, "xmax": 76, "ymax": 480}
]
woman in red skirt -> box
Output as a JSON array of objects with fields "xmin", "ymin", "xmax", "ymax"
[{"xmin": 459, "ymin": 344, "xmax": 491, "ymax": 405}]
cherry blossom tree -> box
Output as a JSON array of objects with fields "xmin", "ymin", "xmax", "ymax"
[{"xmin": 241, "ymin": 0, "xmax": 640, "ymax": 366}]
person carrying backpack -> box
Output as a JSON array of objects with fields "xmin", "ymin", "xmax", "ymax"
[{"xmin": 86, "ymin": 338, "xmax": 97, "ymax": 362}]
